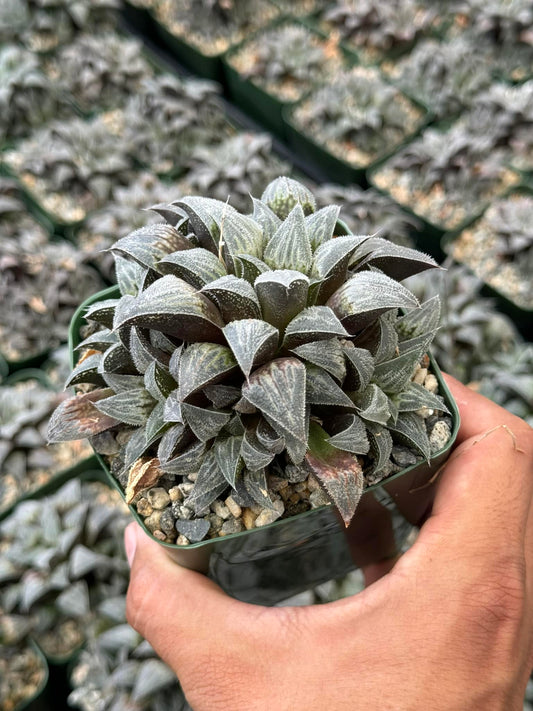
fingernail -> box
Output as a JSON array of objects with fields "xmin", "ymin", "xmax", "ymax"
[{"xmin": 124, "ymin": 524, "xmax": 137, "ymax": 567}]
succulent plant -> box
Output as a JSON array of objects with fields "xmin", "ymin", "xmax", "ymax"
[
  {"xmin": 77, "ymin": 173, "xmax": 182, "ymax": 282},
  {"xmin": 467, "ymin": 0, "xmax": 533, "ymax": 45},
  {"xmin": 69, "ymin": 595, "xmax": 189, "ymax": 711},
  {"xmin": 382, "ymin": 37, "xmax": 493, "ymax": 120},
  {"xmin": 3, "ymin": 114, "xmax": 136, "ymax": 223},
  {"xmin": 179, "ymin": 133, "xmax": 290, "ymax": 213},
  {"xmin": 0, "ymin": 641, "xmax": 47, "ymax": 711},
  {"xmin": 463, "ymin": 81, "xmax": 533, "ymax": 172},
  {"xmin": 0, "ymin": 177, "xmax": 49, "ymax": 243},
  {"xmin": 48, "ymin": 177, "xmax": 452, "ymax": 541},
  {"xmin": 371, "ymin": 123, "xmax": 519, "ymax": 231},
  {"xmin": 46, "ymin": 33, "xmax": 154, "ymax": 114},
  {"xmin": 406, "ymin": 264, "xmax": 519, "ymax": 384},
  {"xmin": 121, "ymin": 74, "xmax": 231, "ymax": 176},
  {"xmin": 0, "ymin": 233, "xmax": 106, "ymax": 362},
  {"xmin": 449, "ymin": 193, "xmax": 533, "ymax": 310},
  {"xmin": 290, "ymin": 66, "xmax": 424, "ymax": 168},
  {"xmin": 0, "ymin": 44, "xmax": 67, "ymax": 144},
  {"xmin": 319, "ymin": 0, "xmax": 437, "ymax": 64},
  {"xmin": 0, "ymin": 377, "xmax": 94, "ymax": 515},
  {"xmin": 155, "ymin": 0, "xmax": 280, "ymax": 57},
  {"xmin": 0, "ymin": 477, "xmax": 129, "ymax": 659},
  {"xmin": 313, "ymin": 183, "xmax": 418, "ymax": 247},
  {"xmin": 269, "ymin": 0, "xmax": 330, "ymax": 16},
  {"xmin": 7, "ymin": 0, "xmax": 120, "ymax": 52},
  {"xmin": 228, "ymin": 23, "xmax": 345, "ymax": 103},
  {"xmin": 473, "ymin": 343, "xmax": 533, "ymax": 426}
]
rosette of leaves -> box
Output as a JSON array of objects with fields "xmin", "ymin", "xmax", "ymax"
[
  {"xmin": 121, "ymin": 74, "xmax": 231, "ymax": 177},
  {"xmin": 467, "ymin": 0, "xmax": 533, "ymax": 45},
  {"xmin": 0, "ymin": 235, "xmax": 105, "ymax": 362},
  {"xmin": 473, "ymin": 343, "xmax": 533, "ymax": 426},
  {"xmin": 450, "ymin": 193, "xmax": 533, "ymax": 310},
  {"xmin": 69, "ymin": 595, "xmax": 189, "ymax": 711},
  {"xmin": 46, "ymin": 33, "xmax": 154, "ymax": 115},
  {"xmin": 318, "ymin": 0, "xmax": 437, "ymax": 64},
  {"xmin": 3, "ymin": 114, "xmax": 135, "ymax": 224},
  {"xmin": 406, "ymin": 264, "xmax": 519, "ymax": 383},
  {"xmin": 77, "ymin": 174, "xmax": 181, "ymax": 282},
  {"xmin": 290, "ymin": 66, "xmax": 425, "ymax": 168},
  {"xmin": 382, "ymin": 37, "xmax": 493, "ymax": 120},
  {"xmin": 314, "ymin": 183, "xmax": 418, "ymax": 247},
  {"xmin": 179, "ymin": 133, "xmax": 290, "ymax": 213},
  {"xmin": 227, "ymin": 23, "xmax": 345, "ymax": 103},
  {"xmin": 8, "ymin": 0, "xmax": 120, "ymax": 52},
  {"xmin": 371, "ymin": 124, "xmax": 519, "ymax": 231},
  {"xmin": 0, "ymin": 177, "xmax": 49, "ymax": 243},
  {"xmin": 462, "ymin": 81, "xmax": 533, "ymax": 173},
  {"xmin": 155, "ymin": 0, "xmax": 280, "ymax": 57},
  {"xmin": 0, "ymin": 44, "xmax": 66, "ymax": 145},
  {"xmin": 48, "ymin": 177, "xmax": 451, "ymax": 534},
  {"xmin": 0, "ymin": 478, "xmax": 129, "ymax": 660},
  {"xmin": 0, "ymin": 377, "xmax": 94, "ymax": 515}
]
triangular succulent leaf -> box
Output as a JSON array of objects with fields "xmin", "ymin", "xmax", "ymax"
[
  {"xmin": 158, "ymin": 248, "xmax": 227, "ymax": 288},
  {"xmin": 222, "ymin": 319, "xmax": 279, "ymax": 379},
  {"xmin": 263, "ymin": 204, "xmax": 312, "ymax": 273},
  {"xmin": 178, "ymin": 342, "xmax": 238, "ymax": 400},
  {"xmin": 201, "ymin": 275, "xmax": 261, "ymax": 321}
]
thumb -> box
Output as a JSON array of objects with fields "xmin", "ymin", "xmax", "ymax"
[{"xmin": 124, "ymin": 522, "xmax": 253, "ymax": 671}]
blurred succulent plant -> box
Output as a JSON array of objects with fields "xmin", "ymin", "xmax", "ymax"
[
  {"xmin": 122, "ymin": 74, "xmax": 231, "ymax": 177},
  {"xmin": 0, "ymin": 234, "xmax": 105, "ymax": 361},
  {"xmin": 467, "ymin": 0, "xmax": 533, "ymax": 45},
  {"xmin": 3, "ymin": 114, "xmax": 135, "ymax": 223},
  {"xmin": 46, "ymin": 33, "xmax": 154, "ymax": 114},
  {"xmin": 77, "ymin": 174, "xmax": 181, "ymax": 282},
  {"xmin": 449, "ymin": 193, "xmax": 533, "ymax": 310},
  {"xmin": 463, "ymin": 81, "xmax": 533, "ymax": 172},
  {"xmin": 291, "ymin": 67, "xmax": 424, "ymax": 167},
  {"xmin": 228, "ymin": 23, "xmax": 344, "ymax": 103},
  {"xmin": 313, "ymin": 183, "xmax": 418, "ymax": 247},
  {"xmin": 180, "ymin": 133, "xmax": 290, "ymax": 212},
  {"xmin": 155, "ymin": 0, "xmax": 279, "ymax": 57},
  {"xmin": 0, "ymin": 377, "xmax": 94, "ymax": 514},
  {"xmin": 0, "ymin": 44, "xmax": 66, "ymax": 144},
  {"xmin": 6, "ymin": 0, "xmax": 120, "ymax": 52},
  {"xmin": 382, "ymin": 37, "xmax": 493, "ymax": 120},
  {"xmin": 372, "ymin": 124, "xmax": 519, "ymax": 230},
  {"xmin": 0, "ymin": 478, "xmax": 129, "ymax": 659},
  {"xmin": 405, "ymin": 264, "xmax": 519, "ymax": 383},
  {"xmin": 473, "ymin": 343, "xmax": 533, "ymax": 426},
  {"xmin": 0, "ymin": 177, "xmax": 49, "ymax": 242},
  {"xmin": 48, "ymin": 177, "xmax": 452, "ymax": 542},
  {"xmin": 69, "ymin": 595, "xmax": 189, "ymax": 711},
  {"xmin": 319, "ymin": 0, "xmax": 437, "ymax": 63},
  {"xmin": 0, "ymin": 641, "xmax": 47, "ymax": 711}
]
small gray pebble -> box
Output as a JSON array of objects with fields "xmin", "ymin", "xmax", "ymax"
[
  {"xmin": 175, "ymin": 518, "xmax": 210, "ymax": 542},
  {"xmin": 220, "ymin": 518, "xmax": 244, "ymax": 535},
  {"xmin": 159, "ymin": 508, "xmax": 175, "ymax": 535},
  {"xmin": 391, "ymin": 445, "xmax": 418, "ymax": 468},
  {"xmin": 429, "ymin": 420, "xmax": 452, "ymax": 453}
]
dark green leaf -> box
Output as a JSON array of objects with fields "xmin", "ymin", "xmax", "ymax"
[
  {"xmin": 373, "ymin": 348, "xmax": 427, "ymax": 394},
  {"xmin": 95, "ymin": 388, "xmax": 156, "ymax": 426},
  {"xmin": 181, "ymin": 403, "xmax": 231, "ymax": 441},
  {"xmin": 354, "ymin": 384, "xmax": 391, "ymax": 425},
  {"xmin": 65, "ymin": 353, "xmax": 105, "ymax": 388},
  {"xmin": 157, "ymin": 423, "xmax": 191, "ymax": 464},
  {"xmin": 113, "ymin": 274, "xmax": 224, "ymax": 342},
  {"xmin": 305, "ymin": 364, "xmax": 355, "ymax": 408},
  {"xmin": 178, "ymin": 342, "xmax": 237, "ymax": 400},
  {"xmin": 263, "ymin": 204, "xmax": 312, "ymax": 273},
  {"xmin": 328, "ymin": 272, "xmax": 419, "ymax": 333},
  {"xmin": 305, "ymin": 204, "xmax": 341, "ymax": 249},
  {"xmin": 222, "ymin": 319, "xmax": 279, "ymax": 379},
  {"xmin": 389, "ymin": 413, "xmax": 430, "ymax": 460},
  {"xmin": 144, "ymin": 362, "xmax": 177, "ymax": 402},
  {"xmin": 251, "ymin": 197, "xmax": 281, "ymax": 241},
  {"xmin": 397, "ymin": 382, "xmax": 450, "ymax": 414},
  {"xmin": 311, "ymin": 235, "xmax": 368, "ymax": 303},
  {"xmin": 187, "ymin": 449, "xmax": 228, "ymax": 514},
  {"xmin": 291, "ymin": 338, "xmax": 346, "ymax": 382},
  {"xmin": 159, "ymin": 439, "xmax": 206, "ymax": 475},
  {"xmin": 256, "ymin": 417, "xmax": 285, "ymax": 453},
  {"xmin": 158, "ymin": 247, "xmax": 227, "ymax": 288},
  {"xmin": 254, "ymin": 270, "xmax": 309, "ymax": 333},
  {"xmin": 283, "ymin": 306, "xmax": 348, "ymax": 349},
  {"xmin": 110, "ymin": 224, "xmax": 192, "ymax": 272},
  {"xmin": 241, "ymin": 429, "xmax": 275, "ymax": 471},
  {"xmin": 115, "ymin": 255, "xmax": 146, "ymax": 297},
  {"xmin": 75, "ymin": 329, "xmax": 118, "ymax": 353},
  {"xmin": 243, "ymin": 468, "xmax": 276, "ymax": 510},
  {"xmin": 203, "ymin": 384, "xmax": 241, "ymax": 408},
  {"xmin": 327, "ymin": 414, "xmax": 370, "ymax": 455},
  {"xmin": 396, "ymin": 296, "xmax": 441, "ymax": 340},
  {"xmin": 233, "ymin": 254, "xmax": 270, "ymax": 284},
  {"xmin": 342, "ymin": 344, "xmax": 375, "ymax": 391},
  {"xmin": 201, "ymin": 275, "xmax": 261, "ymax": 321},
  {"xmin": 84, "ymin": 298, "xmax": 119, "ymax": 329},
  {"xmin": 351, "ymin": 238, "xmax": 439, "ymax": 281},
  {"xmin": 214, "ymin": 436, "xmax": 243, "ymax": 487},
  {"xmin": 366, "ymin": 422, "xmax": 393, "ymax": 474}
]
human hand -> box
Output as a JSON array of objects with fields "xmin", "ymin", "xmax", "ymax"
[{"xmin": 125, "ymin": 375, "xmax": 533, "ymax": 711}]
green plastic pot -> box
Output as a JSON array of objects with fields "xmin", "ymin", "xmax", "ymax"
[
  {"xmin": 12, "ymin": 641, "xmax": 50, "ymax": 711},
  {"xmin": 69, "ymin": 287, "xmax": 459, "ymax": 605}
]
